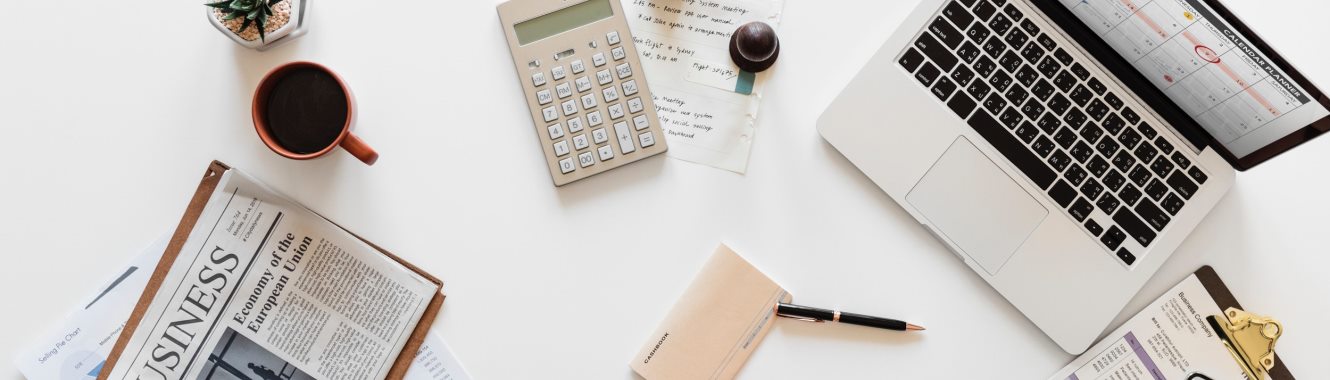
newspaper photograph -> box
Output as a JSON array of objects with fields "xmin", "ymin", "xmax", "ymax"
[{"xmin": 104, "ymin": 169, "xmax": 439, "ymax": 380}]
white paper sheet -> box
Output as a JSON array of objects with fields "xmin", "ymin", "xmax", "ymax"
[{"xmin": 626, "ymin": 0, "xmax": 785, "ymax": 173}]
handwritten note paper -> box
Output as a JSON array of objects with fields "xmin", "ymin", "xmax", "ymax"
[{"xmin": 626, "ymin": 0, "xmax": 784, "ymax": 173}]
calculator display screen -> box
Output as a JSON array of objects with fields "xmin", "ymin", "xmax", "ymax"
[{"xmin": 514, "ymin": 0, "xmax": 613, "ymax": 45}]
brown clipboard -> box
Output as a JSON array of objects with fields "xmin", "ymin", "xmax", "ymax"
[
  {"xmin": 99, "ymin": 160, "xmax": 445, "ymax": 380},
  {"xmin": 1194, "ymin": 265, "xmax": 1293, "ymax": 380}
]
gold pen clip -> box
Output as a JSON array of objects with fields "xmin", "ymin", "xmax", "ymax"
[{"xmin": 1208, "ymin": 307, "xmax": 1282, "ymax": 380}]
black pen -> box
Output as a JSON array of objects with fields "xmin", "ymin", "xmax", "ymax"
[{"xmin": 775, "ymin": 303, "xmax": 925, "ymax": 331}]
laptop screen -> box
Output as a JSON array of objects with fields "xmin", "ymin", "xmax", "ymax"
[{"xmin": 1056, "ymin": 0, "xmax": 1330, "ymax": 167}]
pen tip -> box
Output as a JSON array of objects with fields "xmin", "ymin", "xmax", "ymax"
[{"xmin": 906, "ymin": 324, "xmax": 926, "ymax": 331}]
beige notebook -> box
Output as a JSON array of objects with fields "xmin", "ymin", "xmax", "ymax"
[{"xmin": 631, "ymin": 244, "xmax": 791, "ymax": 380}]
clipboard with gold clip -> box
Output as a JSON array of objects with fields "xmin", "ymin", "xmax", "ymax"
[{"xmin": 1191, "ymin": 266, "xmax": 1295, "ymax": 380}]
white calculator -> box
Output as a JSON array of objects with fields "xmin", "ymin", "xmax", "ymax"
[{"xmin": 498, "ymin": 0, "xmax": 667, "ymax": 186}]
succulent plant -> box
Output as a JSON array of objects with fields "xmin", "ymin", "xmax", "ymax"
[{"xmin": 205, "ymin": 0, "xmax": 287, "ymax": 42}]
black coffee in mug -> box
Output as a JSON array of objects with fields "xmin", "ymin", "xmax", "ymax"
[{"xmin": 263, "ymin": 67, "xmax": 349, "ymax": 154}]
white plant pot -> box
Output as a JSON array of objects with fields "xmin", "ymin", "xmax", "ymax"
[{"xmin": 207, "ymin": 0, "xmax": 309, "ymax": 51}]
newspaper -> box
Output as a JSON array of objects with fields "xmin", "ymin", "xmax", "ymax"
[{"xmin": 104, "ymin": 169, "xmax": 439, "ymax": 380}]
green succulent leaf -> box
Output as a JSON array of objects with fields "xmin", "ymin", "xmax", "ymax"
[
  {"xmin": 256, "ymin": 14, "xmax": 267, "ymax": 42},
  {"xmin": 239, "ymin": 17, "xmax": 252, "ymax": 32},
  {"xmin": 204, "ymin": 0, "xmax": 230, "ymax": 9}
]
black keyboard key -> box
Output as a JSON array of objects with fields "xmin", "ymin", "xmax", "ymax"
[
  {"xmin": 1063, "ymin": 108, "xmax": 1088, "ymax": 129},
  {"xmin": 929, "ymin": 17, "xmax": 965, "ymax": 48},
  {"xmin": 1002, "ymin": 108, "xmax": 1025, "ymax": 130},
  {"xmin": 1003, "ymin": 3, "xmax": 1023, "ymax": 20},
  {"xmin": 968, "ymin": 80, "xmax": 992, "ymax": 100},
  {"xmin": 1103, "ymin": 170, "xmax": 1126, "ymax": 192},
  {"xmin": 1050, "ymin": 180, "xmax": 1077, "ymax": 207},
  {"xmin": 1167, "ymin": 170, "xmax": 1198, "ymax": 199},
  {"xmin": 1032, "ymin": 135, "xmax": 1055, "ymax": 157},
  {"xmin": 972, "ymin": 0, "xmax": 997, "ymax": 20},
  {"xmin": 1102, "ymin": 226, "xmax": 1126, "ymax": 250},
  {"xmin": 998, "ymin": 50, "xmax": 1023, "ymax": 72},
  {"xmin": 959, "ymin": 0, "xmax": 977, "ymax": 8},
  {"xmin": 1021, "ymin": 20, "xmax": 1039, "ymax": 36},
  {"xmin": 1111, "ymin": 150, "xmax": 1135, "ymax": 172},
  {"xmin": 1004, "ymin": 28, "xmax": 1029, "ymax": 49},
  {"xmin": 1036, "ymin": 112, "xmax": 1061, "ymax": 134},
  {"xmin": 947, "ymin": 92, "xmax": 978, "ymax": 118},
  {"xmin": 1047, "ymin": 94, "xmax": 1071, "ymax": 115},
  {"xmin": 1056, "ymin": 49, "xmax": 1076, "ymax": 66},
  {"xmin": 1097, "ymin": 193, "xmax": 1121, "ymax": 213},
  {"xmin": 1054, "ymin": 127, "xmax": 1078, "ymax": 148},
  {"xmin": 957, "ymin": 42, "xmax": 982, "ymax": 63},
  {"xmin": 967, "ymin": 111, "xmax": 1057, "ymax": 188},
  {"xmin": 1135, "ymin": 201, "xmax": 1170, "ymax": 231},
  {"xmin": 1113, "ymin": 208, "xmax": 1156, "ymax": 246},
  {"xmin": 1014, "ymin": 120, "xmax": 1038, "ymax": 141},
  {"xmin": 1128, "ymin": 165, "xmax": 1151, "ymax": 186},
  {"xmin": 1188, "ymin": 167, "xmax": 1208, "ymax": 184},
  {"xmin": 1145, "ymin": 179, "xmax": 1168, "ymax": 200},
  {"xmin": 1080, "ymin": 178, "xmax": 1104, "ymax": 200},
  {"xmin": 1005, "ymin": 85, "xmax": 1028, "ymax": 105},
  {"xmin": 990, "ymin": 13, "xmax": 1013, "ymax": 35},
  {"xmin": 1161, "ymin": 193, "xmax": 1185, "ymax": 215},
  {"xmin": 943, "ymin": 1, "xmax": 975, "ymax": 29},
  {"xmin": 1015, "ymin": 65, "xmax": 1040, "ymax": 87},
  {"xmin": 1085, "ymin": 99, "xmax": 1109, "ymax": 121},
  {"xmin": 1104, "ymin": 92, "xmax": 1123, "ymax": 110},
  {"xmin": 1054, "ymin": 71, "xmax": 1077, "ymax": 92},
  {"xmin": 1119, "ymin": 128, "xmax": 1142, "ymax": 149},
  {"xmin": 966, "ymin": 22, "xmax": 991, "ymax": 43},
  {"xmin": 1020, "ymin": 99, "xmax": 1045, "ymax": 119},
  {"xmin": 1087, "ymin": 77, "xmax": 1107, "ymax": 94},
  {"xmin": 1079, "ymin": 122, "xmax": 1104, "ymax": 143},
  {"xmin": 914, "ymin": 34, "xmax": 959, "ymax": 71},
  {"xmin": 1037, "ymin": 56, "xmax": 1061, "ymax": 78},
  {"xmin": 1086, "ymin": 155, "xmax": 1110, "ymax": 177},
  {"xmin": 1066, "ymin": 164, "xmax": 1088, "ymax": 185},
  {"xmin": 1095, "ymin": 136, "xmax": 1120, "ymax": 157},
  {"xmin": 1070, "ymin": 141, "xmax": 1094, "ymax": 162},
  {"xmin": 983, "ymin": 36, "xmax": 1006, "ymax": 58},
  {"xmin": 899, "ymin": 48, "xmax": 925, "ymax": 72},
  {"xmin": 989, "ymin": 70, "xmax": 1014, "ymax": 91},
  {"xmin": 1120, "ymin": 184, "xmax": 1143, "ymax": 206},
  {"xmin": 1037, "ymin": 33, "xmax": 1056, "ymax": 50},
  {"xmin": 1085, "ymin": 219, "xmax": 1104, "ymax": 237},
  {"xmin": 1101, "ymin": 113, "xmax": 1125, "ymax": 135},
  {"xmin": 982, "ymin": 93, "xmax": 1006, "ymax": 115},
  {"xmin": 1069, "ymin": 62, "xmax": 1089, "ymax": 79},
  {"xmin": 1154, "ymin": 138, "xmax": 1175, "ymax": 155},
  {"xmin": 1069, "ymin": 198, "xmax": 1093, "ymax": 221},
  {"xmin": 952, "ymin": 65, "xmax": 975, "ymax": 86},
  {"xmin": 1134, "ymin": 143, "xmax": 1158, "ymax": 163},
  {"xmin": 1121, "ymin": 107, "xmax": 1140, "ymax": 125},
  {"xmin": 1031, "ymin": 79, "xmax": 1056, "ymax": 100},
  {"xmin": 1150, "ymin": 157, "xmax": 1175, "ymax": 177},
  {"xmin": 974, "ymin": 56, "xmax": 998, "ymax": 77},
  {"xmin": 1138, "ymin": 122, "xmax": 1158, "ymax": 139},
  {"xmin": 1069, "ymin": 85, "xmax": 1093, "ymax": 106},
  {"xmin": 1170, "ymin": 151, "xmax": 1191, "ymax": 168},
  {"xmin": 1021, "ymin": 43, "xmax": 1045, "ymax": 64},
  {"xmin": 1049, "ymin": 149, "xmax": 1072, "ymax": 171},
  {"xmin": 1117, "ymin": 248, "xmax": 1137, "ymax": 265},
  {"xmin": 932, "ymin": 77, "xmax": 958, "ymax": 100},
  {"xmin": 916, "ymin": 62, "xmax": 941, "ymax": 86}
]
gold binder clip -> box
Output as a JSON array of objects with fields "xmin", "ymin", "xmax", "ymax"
[{"xmin": 1207, "ymin": 307, "xmax": 1282, "ymax": 380}]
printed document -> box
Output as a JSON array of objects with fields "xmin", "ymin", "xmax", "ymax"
[
  {"xmin": 1047, "ymin": 274, "xmax": 1245, "ymax": 380},
  {"xmin": 103, "ymin": 170, "xmax": 439, "ymax": 380},
  {"xmin": 626, "ymin": 0, "xmax": 785, "ymax": 173}
]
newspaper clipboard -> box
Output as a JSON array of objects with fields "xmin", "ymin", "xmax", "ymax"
[
  {"xmin": 1193, "ymin": 266, "xmax": 1292, "ymax": 380},
  {"xmin": 99, "ymin": 160, "xmax": 446, "ymax": 380}
]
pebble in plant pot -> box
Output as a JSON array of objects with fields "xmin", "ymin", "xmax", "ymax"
[{"xmin": 206, "ymin": 0, "xmax": 309, "ymax": 51}]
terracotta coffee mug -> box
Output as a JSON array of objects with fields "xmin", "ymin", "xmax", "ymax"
[{"xmin": 252, "ymin": 61, "xmax": 378, "ymax": 165}]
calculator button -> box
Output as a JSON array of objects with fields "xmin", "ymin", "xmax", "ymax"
[
  {"xmin": 639, "ymin": 131, "xmax": 656, "ymax": 148},
  {"xmin": 551, "ymin": 65, "xmax": 566, "ymax": 81},
  {"xmin": 615, "ymin": 63, "xmax": 632, "ymax": 79},
  {"xmin": 567, "ymin": 116, "xmax": 585, "ymax": 133},
  {"xmin": 575, "ymin": 76, "xmax": 592, "ymax": 92},
  {"xmin": 596, "ymin": 69, "xmax": 613, "ymax": 85},
  {"xmin": 553, "ymin": 140, "xmax": 570, "ymax": 157},
  {"xmin": 587, "ymin": 111, "xmax": 604, "ymax": 126},
  {"xmin": 561, "ymin": 100, "xmax": 578, "ymax": 116},
  {"xmin": 602, "ymin": 86, "xmax": 620, "ymax": 102},
  {"xmin": 573, "ymin": 134, "xmax": 590, "ymax": 150},
  {"xmin": 578, "ymin": 152, "xmax": 596, "ymax": 167},
  {"xmin": 592, "ymin": 128, "xmax": 609, "ymax": 144},
  {"xmin": 558, "ymin": 158, "xmax": 575, "ymax": 174},
  {"xmin": 597, "ymin": 145, "xmax": 615, "ymax": 161},
  {"xmin": 627, "ymin": 97, "xmax": 644, "ymax": 113},
  {"xmin": 532, "ymin": 72, "xmax": 547, "ymax": 87},
  {"xmin": 571, "ymin": 59, "xmax": 586, "ymax": 74},
  {"xmin": 554, "ymin": 84, "xmax": 572, "ymax": 100},
  {"xmin": 633, "ymin": 114, "xmax": 650, "ymax": 131},
  {"xmin": 614, "ymin": 121, "xmax": 636, "ymax": 154},
  {"xmin": 622, "ymin": 80, "xmax": 639, "ymax": 96},
  {"xmin": 542, "ymin": 106, "xmax": 558, "ymax": 122},
  {"xmin": 611, "ymin": 46, "xmax": 626, "ymax": 61},
  {"xmin": 607, "ymin": 31, "xmax": 621, "ymax": 45},
  {"xmin": 536, "ymin": 89, "xmax": 553, "ymax": 105},
  {"xmin": 581, "ymin": 93, "xmax": 598, "ymax": 110},
  {"xmin": 547, "ymin": 123, "xmax": 565, "ymax": 139},
  {"xmin": 593, "ymin": 53, "xmax": 607, "ymax": 67},
  {"xmin": 608, "ymin": 103, "xmax": 625, "ymax": 119}
]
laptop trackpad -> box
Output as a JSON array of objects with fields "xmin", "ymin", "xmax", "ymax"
[{"xmin": 907, "ymin": 137, "xmax": 1047, "ymax": 275}]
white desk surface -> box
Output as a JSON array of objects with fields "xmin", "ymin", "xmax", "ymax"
[{"xmin": 3, "ymin": 0, "xmax": 1328, "ymax": 378}]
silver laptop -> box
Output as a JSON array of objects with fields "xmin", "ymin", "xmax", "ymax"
[{"xmin": 818, "ymin": 0, "xmax": 1330, "ymax": 353}]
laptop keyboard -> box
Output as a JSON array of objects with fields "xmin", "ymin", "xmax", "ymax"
[{"xmin": 898, "ymin": 0, "xmax": 1209, "ymax": 266}]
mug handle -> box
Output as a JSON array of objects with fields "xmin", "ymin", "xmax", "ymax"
[{"xmin": 340, "ymin": 133, "xmax": 379, "ymax": 165}]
